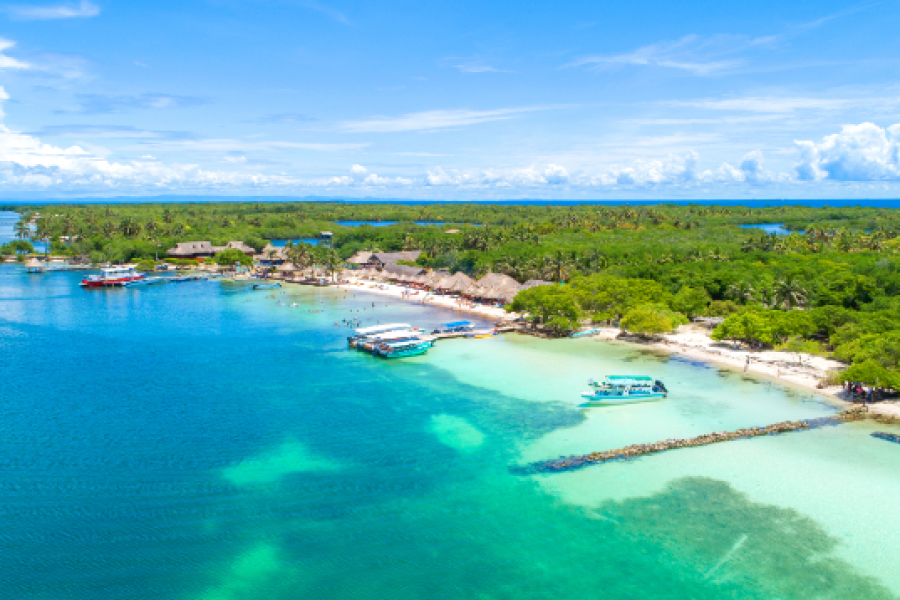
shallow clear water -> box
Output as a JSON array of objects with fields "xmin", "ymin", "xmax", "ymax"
[{"xmin": 2, "ymin": 265, "xmax": 899, "ymax": 598}]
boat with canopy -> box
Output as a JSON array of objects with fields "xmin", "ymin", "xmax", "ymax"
[
  {"xmin": 581, "ymin": 376, "xmax": 668, "ymax": 405},
  {"xmin": 374, "ymin": 338, "xmax": 434, "ymax": 358},
  {"xmin": 348, "ymin": 323, "xmax": 412, "ymax": 347},
  {"xmin": 80, "ymin": 266, "xmax": 146, "ymax": 288}
]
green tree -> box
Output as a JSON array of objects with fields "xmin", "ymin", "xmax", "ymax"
[
  {"xmin": 215, "ymin": 248, "xmax": 252, "ymax": 267},
  {"xmin": 509, "ymin": 285, "xmax": 581, "ymax": 334},
  {"xmin": 672, "ymin": 286, "xmax": 711, "ymax": 319},
  {"xmin": 620, "ymin": 306, "xmax": 674, "ymax": 337}
]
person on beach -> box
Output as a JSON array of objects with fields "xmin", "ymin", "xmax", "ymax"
[{"xmin": 745, "ymin": 355, "xmax": 750, "ymax": 372}]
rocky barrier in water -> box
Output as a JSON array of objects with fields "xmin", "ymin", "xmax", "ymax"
[
  {"xmin": 511, "ymin": 406, "xmax": 871, "ymax": 475},
  {"xmin": 872, "ymin": 432, "xmax": 900, "ymax": 445}
]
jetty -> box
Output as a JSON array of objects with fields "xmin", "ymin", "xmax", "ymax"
[{"xmin": 512, "ymin": 406, "xmax": 874, "ymax": 475}]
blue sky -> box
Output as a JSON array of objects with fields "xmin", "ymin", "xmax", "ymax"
[{"xmin": 0, "ymin": 0, "xmax": 899, "ymax": 199}]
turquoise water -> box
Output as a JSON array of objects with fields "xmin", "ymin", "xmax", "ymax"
[{"xmin": 2, "ymin": 266, "xmax": 900, "ymax": 598}]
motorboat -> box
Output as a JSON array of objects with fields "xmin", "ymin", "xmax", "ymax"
[
  {"xmin": 581, "ymin": 376, "xmax": 668, "ymax": 405},
  {"xmin": 80, "ymin": 266, "xmax": 145, "ymax": 288},
  {"xmin": 375, "ymin": 338, "xmax": 434, "ymax": 358}
]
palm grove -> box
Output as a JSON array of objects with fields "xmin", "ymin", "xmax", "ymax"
[{"xmin": 5, "ymin": 201, "xmax": 900, "ymax": 388}]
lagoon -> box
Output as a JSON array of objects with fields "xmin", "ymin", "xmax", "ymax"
[{"xmin": 2, "ymin": 267, "xmax": 900, "ymax": 598}]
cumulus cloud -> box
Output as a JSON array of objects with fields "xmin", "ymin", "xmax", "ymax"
[
  {"xmin": 4, "ymin": 0, "xmax": 99, "ymax": 20},
  {"xmin": 794, "ymin": 122, "xmax": 900, "ymax": 181},
  {"xmin": 0, "ymin": 87, "xmax": 301, "ymax": 191},
  {"xmin": 322, "ymin": 164, "xmax": 412, "ymax": 188}
]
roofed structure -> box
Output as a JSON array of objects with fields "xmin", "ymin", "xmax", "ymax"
[
  {"xmin": 167, "ymin": 240, "xmax": 256, "ymax": 259},
  {"xmin": 347, "ymin": 251, "xmax": 374, "ymax": 265},
  {"xmin": 365, "ymin": 251, "xmax": 422, "ymax": 269},
  {"xmin": 167, "ymin": 241, "xmax": 215, "ymax": 258},
  {"xmin": 383, "ymin": 263, "xmax": 426, "ymax": 282}
]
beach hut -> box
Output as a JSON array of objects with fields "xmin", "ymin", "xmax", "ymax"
[
  {"xmin": 277, "ymin": 263, "xmax": 298, "ymax": 279},
  {"xmin": 383, "ymin": 264, "xmax": 425, "ymax": 283},
  {"xmin": 447, "ymin": 272, "xmax": 474, "ymax": 294},
  {"xmin": 422, "ymin": 270, "xmax": 448, "ymax": 290},
  {"xmin": 24, "ymin": 257, "xmax": 45, "ymax": 273}
]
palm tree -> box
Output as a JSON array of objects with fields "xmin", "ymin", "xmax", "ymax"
[
  {"xmin": 13, "ymin": 221, "xmax": 29, "ymax": 240},
  {"xmin": 726, "ymin": 281, "xmax": 756, "ymax": 305},
  {"xmin": 544, "ymin": 250, "xmax": 574, "ymax": 282},
  {"xmin": 774, "ymin": 277, "xmax": 808, "ymax": 309},
  {"xmin": 119, "ymin": 217, "xmax": 141, "ymax": 238}
]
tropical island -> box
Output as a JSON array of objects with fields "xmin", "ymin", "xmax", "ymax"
[{"xmin": 4, "ymin": 201, "xmax": 900, "ymax": 394}]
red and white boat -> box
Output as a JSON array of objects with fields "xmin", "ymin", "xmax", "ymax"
[{"xmin": 80, "ymin": 265, "xmax": 146, "ymax": 288}]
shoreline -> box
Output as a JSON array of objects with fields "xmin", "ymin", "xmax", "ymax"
[{"xmin": 335, "ymin": 273, "xmax": 900, "ymax": 418}]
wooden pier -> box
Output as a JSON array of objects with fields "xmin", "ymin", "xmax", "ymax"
[{"xmin": 511, "ymin": 406, "xmax": 873, "ymax": 475}]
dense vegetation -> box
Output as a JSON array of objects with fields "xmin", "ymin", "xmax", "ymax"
[{"xmin": 5, "ymin": 201, "xmax": 900, "ymax": 387}]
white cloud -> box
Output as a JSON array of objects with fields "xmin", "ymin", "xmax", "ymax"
[
  {"xmin": 134, "ymin": 138, "xmax": 367, "ymax": 152},
  {"xmin": 0, "ymin": 38, "xmax": 29, "ymax": 70},
  {"xmin": 794, "ymin": 122, "xmax": 900, "ymax": 181},
  {"xmin": 568, "ymin": 34, "xmax": 776, "ymax": 76},
  {"xmin": 5, "ymin": 0, "xmax": 99, "ymax": 20},
  {"xmin": 670, "ymin": 96, "xmax": 861, "ymax": 113},
  {"xmin": 339, "ymin": 106, "xmax": 550, "ymax": 133}
]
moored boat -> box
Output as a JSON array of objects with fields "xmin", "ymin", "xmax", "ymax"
[
  {"xmin": 80, "ymin": 266, "xmax": 145, "ymax": 288},
  {"xmin": 375, "ymin": 338, "xmax": 434, "ymax": 358},
  {"xmin": 253, "ymin": 283, "xmax": 282, "ymax": 290},
  {"xmin": 356, "ymin": 329, "xmax": 425, "ymax": 353},
  {"xmin": 125, "ymin": 276, "xmax": 167, "ymax": 287},
  {"xmin": 348, "ymin": 323, "xmax": 413, "ymax": 347},
  {"xmin": 581, "ymin": 376, "xmax": 668, "ymax": 405},
  {"xmin": 571, "ymin": 328, "xmax": 601, "ymax": 338}
]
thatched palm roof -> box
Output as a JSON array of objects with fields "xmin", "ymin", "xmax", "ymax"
[
  {"xmin": 24, "ymin": 258, "xmax": 43, "ymax": 268},
  {"xmin": 446, "ymin": 272, "xmax": 474, "ymax": 293},
  {"xmin": 476, "ymin": 272, "xmax": 522, "ymax": 292},
  {"xmin": 277, "ymin": 263, "xmax": 298, "ymax": 272},
  {"xmin": 384, "ymin": 264, "xmax": 425, "ymax": 281}
]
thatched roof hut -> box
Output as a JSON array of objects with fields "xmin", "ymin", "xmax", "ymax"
[
  {"xmin": 465, "ymin": 272, "xmax": 522, "ymax": 300},
  {"xmin": 24, "ymin": 257, "xmax": 44, "ymax": 271},
  {"xmin": 444, "ymin": 272, "xmax": 474, "ymax": 293},
  {"xmin": 422, "ymin": 270, "xmax": 449, "ymax": 289},
  {"xmin": 476, "ymin": 272, "xmax": 522, "ymax": 292},
  {"xmin": 277, "ymin": 263, "xmax": 298, "ymax": 272},
  {"xmin": 347, "ymin": 251, "xmax": 373, "ymax": 265},
  {"xmin": 383, "ymin": 263, "xmax": 425, "ymax": 282}
]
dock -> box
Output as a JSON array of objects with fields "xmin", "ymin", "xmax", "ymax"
[
  {"xmin": 433, "ymin": 326, "xmax": 516, "ymax": 340},
  {"xmin": 511, "ymin": 406, "xmax": 873, "ymax": 475}
]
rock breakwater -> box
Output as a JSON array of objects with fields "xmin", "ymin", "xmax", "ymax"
[{"xmin": 512, "ymin": 406, "xmax": 871, "ymax": 475}]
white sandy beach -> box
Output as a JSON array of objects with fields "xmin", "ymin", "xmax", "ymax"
[{"xmin": 332, "ymin": 272, "xmax": 900, "ymax": 417}]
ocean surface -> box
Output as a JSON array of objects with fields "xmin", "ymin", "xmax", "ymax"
[{"xmin": 3, "ymin": 261, "xmax": 900, "ymax": 597}]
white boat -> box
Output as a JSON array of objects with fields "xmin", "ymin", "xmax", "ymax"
[
  {"xmin": 581, "ymin": 376, "xmax": 668, "ymax": 405},
  {"xmin": 348, "ymin": 323, "xmax": 413, "ymax": 347},
  {"xmin": 80, "ymin": 266, "xmax": 146, "ymax": 288}
]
